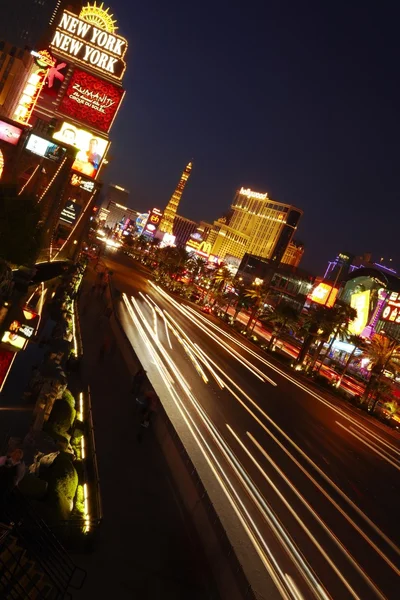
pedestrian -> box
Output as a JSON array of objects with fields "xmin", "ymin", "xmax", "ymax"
[
  {"xmin": 131, "ymin": 367, "xmax": 146, "ymax": 397},
  {"xmin": 140, "ymin": 390, "xmax": 158, "ymax": 428},
  {"xmin": 0, "ymin": 449, "xmax": 25, "ymax": 492}
]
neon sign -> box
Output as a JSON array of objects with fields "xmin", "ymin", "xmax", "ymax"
[
  {"xmin": 50, "ymin": 9, "xmax": 127, "ymax": 80},
  {"xmin": 0, "ymin": 150, "xmax": 4, "ymax": 180},
  {"xmin": 58, "ymin": 68, "xmax": 124, "ymax": 132},
  {"xmin": 186, "ymin": 239, "xmax": 212, "ymax": 257},
  {"xmin": 239, "ymin": 187, "xmax": 268, "ymax": 200},
  {"xmin": 382, "ymin": 291, "xmax": 400, "ymax": 323}
]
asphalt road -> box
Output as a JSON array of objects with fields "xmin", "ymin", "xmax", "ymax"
[{"xmin": 104, "ymin": 251, "xmax": 400, "ymax": 600}]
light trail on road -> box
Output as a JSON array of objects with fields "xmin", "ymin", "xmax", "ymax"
[{"xmin": 110, "ymin": 261, "xmax": 400, "ymax": 600}]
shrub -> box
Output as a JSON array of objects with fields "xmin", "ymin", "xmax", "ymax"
[
  {"xmin": 48, "ymin": 390, "xmax": 76, "ymax": 435},
  {"xmin": 39, "ymin": 452, "xmax": 78, "ymax": 519}
]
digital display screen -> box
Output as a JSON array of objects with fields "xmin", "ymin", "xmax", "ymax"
[
  {"xmin": 26, "ymin": 134, "xmax": 66, "ymax": 161},
  {"xmin": 53, "ymin": 120, "xmax": 108, "ymax": 178}
]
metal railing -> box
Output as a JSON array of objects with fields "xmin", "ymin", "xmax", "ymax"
[{"xmin": 1, "ymin": 489, "xmax": 86, "ymax": 597}]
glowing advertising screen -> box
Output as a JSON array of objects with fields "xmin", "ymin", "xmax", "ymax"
[
  {"xmin": 349, "ymin": 290, "xmax": 370, "ymax": 335},
  {"xmin": 53, "ymin": 121, "xmax": 108, "ymax": 178},
  {"xmin": 58, "ymin": 68, "xmax": 124, "ymax": 133},
  {"xmin": 50, "ymin": 9, "xmax": 127, "ymax": 80},
  {"xmin": 144, "ymin": 208, "xmax": 162, "ymax": 236},
  {"xmin": 26, "ymin": 134, "xmax": 66, "ymax": 161},
  {"xmin": 381, "ymin": 291, "xmax": 400, "ymax": 324},
  {"xmin": 0, "ymin": 120, "xmax": 23, "ymax": 145},
  {"xmin": 136, "ymin": 213, "xmax": 149, "ymax": 233},
  {"xmin": 308, "ymin": 282, "xmax": 338, "ymax": 308},
  {"xmin": 161, "ymin": 233, "xmax": 176, "ymax": 247},
  {"xmin": 60, "ymin": 199, "xmax": 82, "ymax": 225}
]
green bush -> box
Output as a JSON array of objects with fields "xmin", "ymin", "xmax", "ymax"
[
  {"xmin": 39, "ymin": 452, "xmax": 78, "ymax": 520},
  {"xmin": 48, "ymin": 390, "xmax": 76, "ymax": 435}
]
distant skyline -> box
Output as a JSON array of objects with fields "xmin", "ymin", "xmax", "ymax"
[{"xmin": 101, "ymin": 1, "xmax": 400, "ymax": 274}]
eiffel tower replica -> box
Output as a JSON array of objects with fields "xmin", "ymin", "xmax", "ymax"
[{"xmin": 158, "ymin": 161, "xmax": 193, "ymax": 235}]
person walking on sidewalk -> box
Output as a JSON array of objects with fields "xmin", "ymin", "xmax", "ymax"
[{"xmin": 131, "ymin": 367, "xmax": 146, "ymax": 397}]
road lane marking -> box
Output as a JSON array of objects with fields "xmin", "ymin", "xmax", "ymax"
[
  {"xmin": 182, "ymin": 301, "xmax": 400, "ymax": 459},
  {"xmin": 231, "ymin": 427, "xmax": 386, "ymax": 600},
  {"xmin": 149, "ymin": 282, "xmax": 277, "ymax": 385},
  {"xmin": 122, "ymin": 294, "xmax": 298, "ymax": 599},
  {"xmin": 336, "ymin": 422, "xmax": 400, "ymax": 472},
  {"xmin": 122, "ymin": 291, "xmax": 400, "ymax": 586}
]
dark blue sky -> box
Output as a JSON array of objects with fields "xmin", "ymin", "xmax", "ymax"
[{"xmin": 105, "ymin": 0, "xmax": 400, "ymax": 274}]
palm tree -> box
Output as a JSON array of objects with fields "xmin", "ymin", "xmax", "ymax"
[
  {"xmin": 211, "ymin": 267, "xmax": 233, "ymax": 305},
  {"xmin": 383, "ymin": 399, "xmax": 399, "ymax": 420},
  {"xmin": 335, "ymin": 334, "xmax": 365, "ymax": 388},
  {"xmin": 361, "ymin": 334, "xmax": 400, "ymax": 410},
  {"xmin": 296, "ymin": 305, "xmax": 336, "ymax": 367},
  {"xmin": 187, "ymin": 255, "xmax": 207, "ymax": 283},
  {"xmin": 314, "ymin": 301, "xmax": 357, "ymax": 374},
  {"xmin": 244, "ymin": 284, "xmax": 269, "ymax": 330},
  {"xmin": 266, "ymin": 303, "xmax": 299, "ymax": 350}
]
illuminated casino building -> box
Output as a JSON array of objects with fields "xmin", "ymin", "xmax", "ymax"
[
  {"xmin": 199, "ymin": 187, "xmax": 303, "ymax": 264},
  {"xmin": 0, "ymin": 2, "xmax": 128, "ymax": 261},
  {"xmin": 158, "ymin": 161, "xmax": 193, "ymax": 237},
  {"xmin": 281, "ymin": 239, "xmax": 304, "ymax": 268}
]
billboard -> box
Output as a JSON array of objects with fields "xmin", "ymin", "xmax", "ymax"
[
  {"xmin": 70, "ymin": 173, "xmax": 95, "ymax": 192},
  {"xmin": 381, "ymin": 291, "xmax": 400, "ymax": 324},
  {"xmin": 0, "ymin": 120, "xmax": 23, "ymax": 146},
  {"xmin": 53, "ymin": 121, "xmax": 108, "ymax": 178},
  {"xmin": 308, "ymin": 282, "xmax": 338, "ymax": 308},
  {"xmin": 58, "ymin": 68, "xmax": 124, "ymax": 133},
  {"xmin": 349, "ymin": 290, "xmax": 370, "ymax": 335},
  {"xmin": 186, "ymin": 238, "xmax": 212, "ymax": 258},
  {"xmin": 60, "ymin": 199, "xmax": 82, "ymax": 225},
  {"xmin": 143, "ymin": 208, "xmax": 162, "ymax": 236},
  {"xmin": 26, "ymin": 134, "xmax": 66, "ymax": 161},
  {"xmin": 50, "ymin": 10, "xmax": 127, "ymax": 80}
]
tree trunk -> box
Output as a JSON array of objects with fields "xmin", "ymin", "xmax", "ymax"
[
  {"xmin": 316, "ymin": 331, "xmax": 337, "ymax": 374},
  {"xmin": 296, "ymin": 334, "xmax": 314, "ymax": 365},
  {"xmin": 308, "ymin": 339, "xmax": 325, "ymax": 373},
  {"xmin": 336, "ymin": 345, "xmax": 357, "ymax": 387}
]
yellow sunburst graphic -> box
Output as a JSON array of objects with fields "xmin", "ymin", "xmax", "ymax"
[{"xmin": 79, "ymin": 2, "xmax": 118, "ymax": 33}]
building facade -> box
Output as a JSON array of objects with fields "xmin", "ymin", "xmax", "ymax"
[
  {"xmin": 204, "ymin": 187, "xmax": 302, "ymax": 263},
  {"xmin": 237, "ymin": 253, "xmax": 314, "ymax": 312},
  {"xmin": 0, "ymin": 0, "xmax": 76, "ymax": 50},
  {"xmin": 102, "ymin": 201, "xmax": 139, "ymax": 229},
  {"xmin": 281, "ymin": 240, "xmax": 304, "ymax": 268},
  {"xmin": 0, "ymin": 3, "xmax": 128, "ymax": 261},
  {"xmin": 0, "ymin": 43, "xmax": 33, "ymax": 118},
  {"xmin": 173, "ymin": 215, "xmax": 198, "ymax": 247}
]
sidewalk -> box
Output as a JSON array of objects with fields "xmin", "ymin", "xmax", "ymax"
[{"xmin": 73, "ymin": 267, "xmax": 217, "ymax": 599}]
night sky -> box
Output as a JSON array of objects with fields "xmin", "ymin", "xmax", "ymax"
[{"xmin": 105, "ymin": 1, "xmax": 400, "ymax": 274}]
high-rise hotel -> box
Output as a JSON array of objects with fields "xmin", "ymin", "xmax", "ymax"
[{"xmin": 205, "ymin": 187, "xmax": 303, "ymax": 264}]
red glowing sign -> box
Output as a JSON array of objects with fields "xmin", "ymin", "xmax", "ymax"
[
  {"xmin": 0, "ymin": 120, "xmax": 23, "ymax": 146},
  {"xmin": 58, "ymin": 69, "xmax": 124, "ymax": 133},
  {"xmin": 381, "ymin": 291, "xmax": 400, "ymax": 323}
]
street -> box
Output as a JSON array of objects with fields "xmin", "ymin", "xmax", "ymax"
[{"xmin": 105, "ymin": 252, "xmax": 400, "ymax": 600}]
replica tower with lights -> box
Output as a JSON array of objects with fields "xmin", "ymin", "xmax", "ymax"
[{"xmin": 158, "ymin": 161, "xmax": 193, "ymax": 235}]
